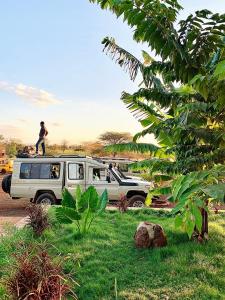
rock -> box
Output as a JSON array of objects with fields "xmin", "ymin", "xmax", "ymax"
[{"xmin": 134, "ymin": 221, "xmax": 167, "ymax": 248}]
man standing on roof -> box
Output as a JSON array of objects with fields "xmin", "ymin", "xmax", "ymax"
[{"xmin": 36, "ymin": 121, "xmax": 48, "ymax": 156}]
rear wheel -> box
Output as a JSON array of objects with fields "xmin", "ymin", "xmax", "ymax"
[
  {"xmin": 129, "ymin": 195, "xmax": 145, "ymax": 207},
  {"xmin": 36, "ymin": 193, "xmax": 56, "ymax": 205},
  {"xmin": 2, "ymin": 174, "xmax": 12, "ymax": 194}
]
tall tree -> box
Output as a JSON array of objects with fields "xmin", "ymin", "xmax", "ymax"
[
  {"xmin": 89, "ymin": 0, "xmax": 225, "ymax": 239},
  {"xmin": 99, "ymin": 131, "xmax": 132, "ymax": 156}
]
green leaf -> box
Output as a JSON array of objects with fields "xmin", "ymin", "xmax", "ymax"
[
  {"xmin": 214, "ymin": 60, "xmax": 225, "ymax": 78},
  {"xmin": 98, "ymin": 189, "xmax": 108, "ymax": 213},
  {"xmin": 201, "ymin": 183, "xmax": 225, "ymax": 202},
  {"xmin": 145, "ymin": 192, "xmax": 152, "ymax": 206},
  {"xmin": 62, "ymin": 188, "xmax": 76, "ymax": 209},
  {"xmin": 171, "ymin": 197, "xmax": 187, "ymax": 214},
  {"xmin": 174, "ymin": 214, "xmax": 183, "ymax": 228},
  {"xmin": 185, "ymin": 211, "xmax": 195, "ymax": 239},
  {"xmin": 84, "ymin": 186, "xmax": 99, "ymax": 212},
  {"xmin": 142, "ymin": 50, "xmax": 154, "ymax": 65},
  {"xmin": 172, "ymin": 175, "xmax": 185, "ymax": 200},
  {"xmin": 191, "ymin": 204, "xmax": 202, "ymax": 232},
  {"xmin": 55, "ymin": 207, "xmax": 81, "ymax": 224},
  {"xmin": 76, "ymin": 186, "xmax": 89, "ymax": 213}
]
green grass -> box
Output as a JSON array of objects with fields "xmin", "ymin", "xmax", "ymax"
[{"xmin": 0, "ymin": 209, "xmax": 225, "ymax": 300}]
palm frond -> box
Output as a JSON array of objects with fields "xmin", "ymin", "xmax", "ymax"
[
  {"xmin": 129, "ymin": 158, "xmax": 176, "ymax": 175},
  {"xmin": 102, "ymin": 37, "xmax": 142, "ymax": 81},
  {"xmin": 104, "ymin": 142, "xmax": 160, "ymax": 154}
]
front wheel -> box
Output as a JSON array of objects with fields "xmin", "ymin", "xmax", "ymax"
[
  {"xmin": 129, "ymin": 195, "xmax": 145, "ymax": 207},
  {"xmin": 36, "ymin": 193, "xmax": 56, "ymax": 205}
]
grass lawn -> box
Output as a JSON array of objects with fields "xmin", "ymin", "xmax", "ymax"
[{"xmin": 0, "ymin": 209, "xmax": 225, "ymax": 299}]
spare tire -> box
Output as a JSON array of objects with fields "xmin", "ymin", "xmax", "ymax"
[{"xmin": 2, "ymin": 174, "xmax": 12, "ymax": 194}]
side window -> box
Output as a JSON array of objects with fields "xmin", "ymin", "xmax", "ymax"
[
  {"xmin": 68, "ymin": 163, "xmax": 84, "ymax": 180},
  {"xmin": 20, "ymin": 163, "xmax": 60, "ymax": 179},
  {"xmin": 40, "ymin": 164, "xmax": 51, "ymax": 179},
  {"xmin": 30, "ymin": 164, "xmax": 41, "ymax": 179},
  {"xmin": 50, "ymin": 164, "xmax": 60, "ymax": 179},
  {"xmin": 20, "ymin": 163, "xmax": 31, "ymax": 179},
  {"xmin": 90, "ymin": 168, "xmax": 107, "ymax": 182}
]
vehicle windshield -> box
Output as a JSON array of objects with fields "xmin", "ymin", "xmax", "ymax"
[{"xmin": 112, "ymin": 167, "xmax": 128, "ymax": 180}]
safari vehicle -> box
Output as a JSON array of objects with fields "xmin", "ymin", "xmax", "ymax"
[{"xmin": 2, "ymin": 155, "xmax": 153, "ymax": 207}]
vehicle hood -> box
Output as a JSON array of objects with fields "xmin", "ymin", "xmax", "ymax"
[{"xmin": 121, "ymin": 178, "xmax": 153, "ymax": 187}]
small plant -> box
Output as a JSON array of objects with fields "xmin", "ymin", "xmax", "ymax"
[
  {"xmin": 5, "ymin": 247, "xmax": 77, "ymax": 300},
  {"xmin": 117, "ymin": 194, "xmax": 129, "ymax": 213},
  {"xmin": 148, "ymin": 166, "xmax": 225, "ymax": 239},
  {"xmin": 26, "ymin": 204, "xmax": 49, "ymax": 236},
  {"xmin": 56, "ymin": 186, "xmax": 108, "ymax": 235}
]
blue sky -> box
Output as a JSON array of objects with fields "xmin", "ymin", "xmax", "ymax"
[{"xmin": 0, "ymin": 0, "xmax": 224, "ymax": 145}]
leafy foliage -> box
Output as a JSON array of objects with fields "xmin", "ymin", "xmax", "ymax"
[
  {"xmin": 117, "ymin": 194, "xmax": 129, "ymax": 213},
  {"xmin": 5, "ymin": 247, "xmax": 76, "ymax": 300},
  {"xmin": 90, "ymin": 0, "xmax": 225, "ymax": 239},
  {"xmin": 26, "ymin": 204, "xmax": 49, "ymax": 236},
  {"xmin": 56, "ymin": 186, "xmax": 108, "ymax": 235},
  {"xmin": 156, "ymin": 166, "xmax": 225, "ymax": 238}
]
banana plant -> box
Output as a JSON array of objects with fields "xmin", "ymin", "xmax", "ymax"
[
  {"xmin": 55, "ymin": 186, "xmax": 108, "ymax": 235},
  {"xmin": 147, "ymin": 166, "xmax": 225, "ymax": 239}
]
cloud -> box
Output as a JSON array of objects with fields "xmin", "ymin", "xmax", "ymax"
[
  {"xmin": 51, "ymin": 122, "xmax": 61, "ymax": 127},
  {"xmin": 0, "ymin": 81, "xmax": 62, "ymax": 107}
]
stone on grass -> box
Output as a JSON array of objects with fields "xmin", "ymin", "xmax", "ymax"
[{"xmin": 134, "ymin": 221, "xmax": 167, "ymax": 248}]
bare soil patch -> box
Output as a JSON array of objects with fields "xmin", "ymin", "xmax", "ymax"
[{"xmin": 0, "ymin": 175, "xmax": 29, "ymax": 234}]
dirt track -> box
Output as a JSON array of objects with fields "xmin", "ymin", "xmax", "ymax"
[{"xmin": 0, "ymin": 175, "xmax": 29, "ymax": 233}]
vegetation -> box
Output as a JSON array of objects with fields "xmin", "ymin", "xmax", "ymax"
[
  {"xmin": 4, "ymin": 245, "xmax": 76, "ymax": 300},
  {"xmin": 55, "ymin": 186, "xmax": 108, "ymax": 235},
  {"xmin": 26, "ymin": 204, "xmax": 49, "ymax": 237},
  {"xmin": 89, "ymin": 0, "xmax": 225, "ymax": 239},
  {"xmin": 150, "ymin": 166, "xmax": 225, "ymax": 239},
  {"xmin": 0, "ymin": 210, "xmax": 224, "ymax": 299},
  {"xmin": 117, "ymin": 194, "xmax": 129, "ymax": 213},
  {"xmin": 99, "ymin": 131, "xmax": 132, "ymax": 157}
]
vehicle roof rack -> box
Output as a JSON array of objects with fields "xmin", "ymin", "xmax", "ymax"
[
  {"xmin": 16, "ymin": 154, "xmax": 94, "ymax": 159},
  {"xmin": 57, "ymin": 155, "xmax": 93, "ymax": 159}
]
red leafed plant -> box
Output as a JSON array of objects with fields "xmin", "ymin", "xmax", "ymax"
[
  {"xmin": 26, "ymin": 204, "xmax": 49, "ymax": 236},
  {"xmin": 117, "ymin": 194, "xmax": 129, "ymax": 213},
  {"xmin": 5, "ymin": 248, "xmax": 77, "ymax": 300}
]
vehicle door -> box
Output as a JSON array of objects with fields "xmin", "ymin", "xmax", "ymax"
[
  {"xmin": 86, "ymin": 165, "xmax": 120, "ymax": 200},
  {"xmin": 65, "ymin": 162, "xmax": 85, "ymax": 195}
]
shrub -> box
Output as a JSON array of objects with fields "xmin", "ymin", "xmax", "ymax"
[
  {"xmin": 5, "ymin": 247, "xmax": 77, "ymax": 300},
  {"xmin": 55, "ymin": 186, "xmax": 108, "ymax": 235},
  {"xmin": 26, "ymin": 204, "xmax": 49, "ymax": 236},
  {"xmin": 117, "ymin": 194, "xmax": 129, "ymax": 213}
]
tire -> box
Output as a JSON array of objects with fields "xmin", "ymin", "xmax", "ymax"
[
  {"xmin": 36, "ymin": 193, "xmax": 56, "ymax": 205},
  {"xmin": 129, "ymin": 195, "xmax": 145, "ymax": 208},
  {"xmin": 2, "ymin": 174, "xmax": 12, "ymax": 194}
]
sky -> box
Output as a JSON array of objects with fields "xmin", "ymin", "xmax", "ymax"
[{"xmin": 0, "ymin": 0, "xmax": 224, "ymax": 145}]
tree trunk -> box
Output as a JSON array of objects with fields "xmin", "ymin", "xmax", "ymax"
[
  {"xmin": 193, "ymin": 202, "xmax": 209, "ymax": 242},
  {"xmin": 200, "ymin": 207, "xmax": 208, "ymax": 237}
]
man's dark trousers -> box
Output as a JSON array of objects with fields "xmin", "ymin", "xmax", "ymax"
[{"xmin": 36, "ymin": 138, "xmax": 45, "ymax": 155}]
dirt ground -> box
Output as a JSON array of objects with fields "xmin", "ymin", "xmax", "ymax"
[{"xmin": 0, "ymin": 175, "xmax": 29, "ymax": 234}]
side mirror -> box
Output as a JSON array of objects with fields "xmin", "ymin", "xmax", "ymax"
[{"xmin": 106, "ymin": 175, "xmax": 111, "ymax": 183}]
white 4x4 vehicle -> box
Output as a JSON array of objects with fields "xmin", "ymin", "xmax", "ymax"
[{"xmin": 2, "ymin": 156, "xmax": 153, "ymax": 207}]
